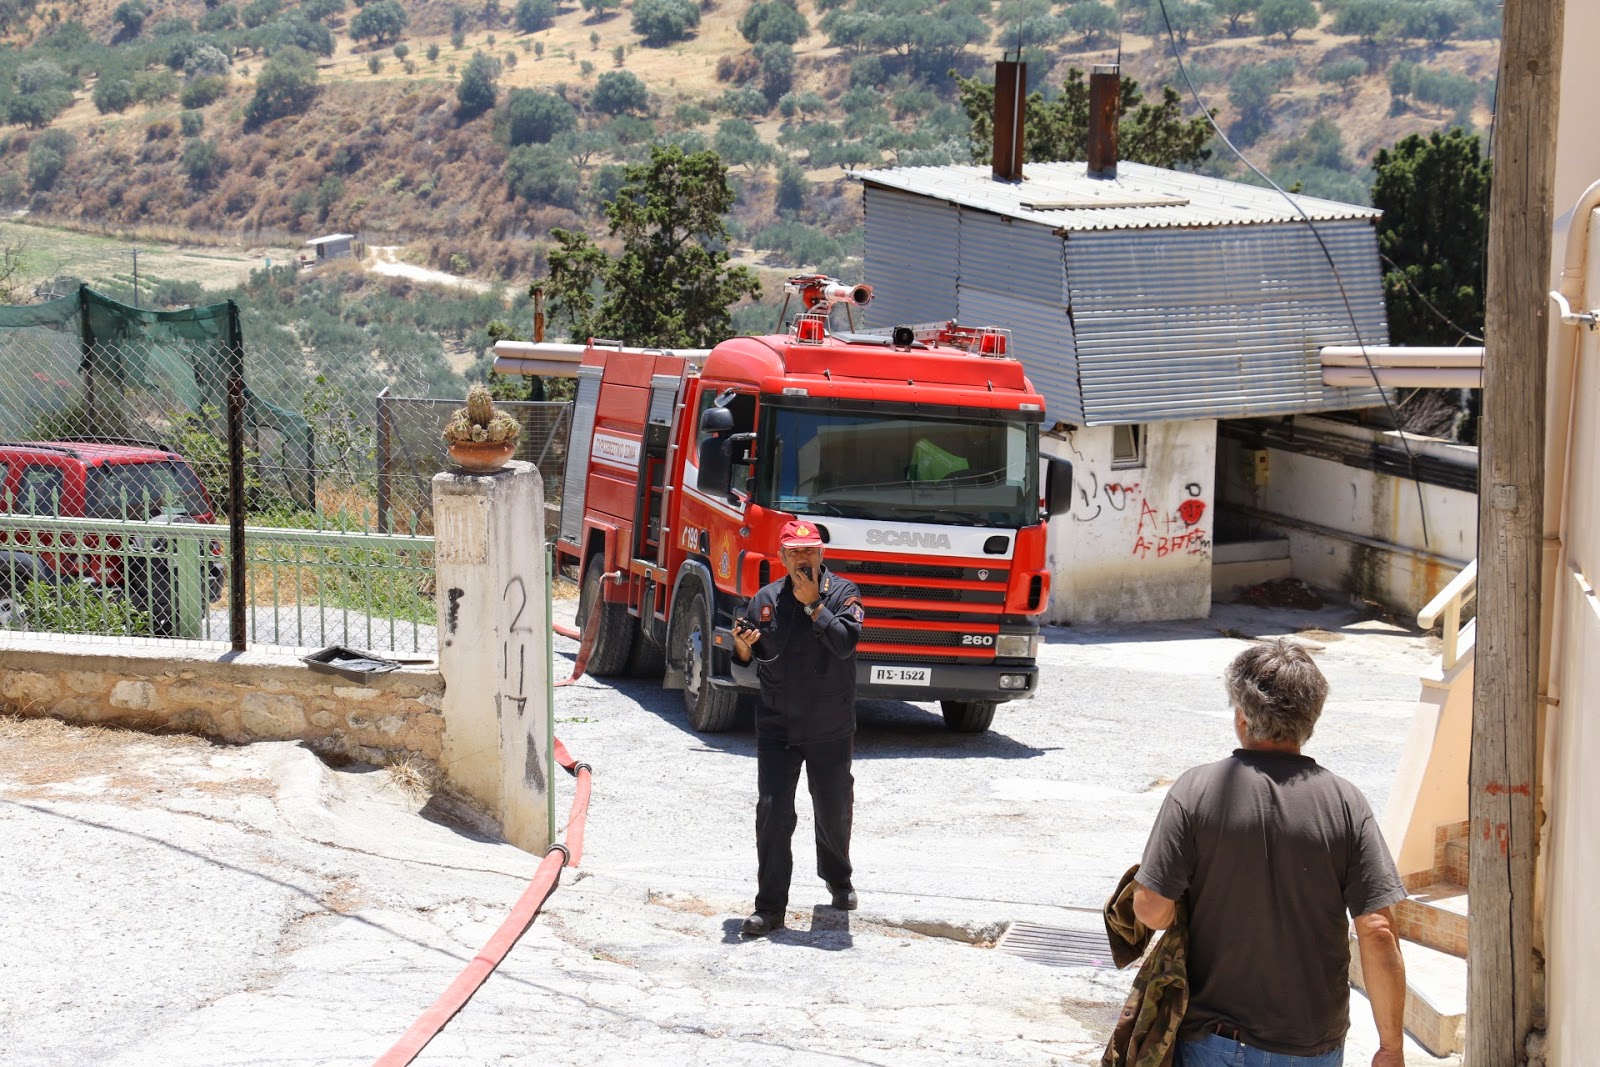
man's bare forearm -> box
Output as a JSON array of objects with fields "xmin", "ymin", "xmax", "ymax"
[
  {"xmin": 1354, "ymin": 908, "xmax": 1406, "ymax": 1061},
  {"xmin": 1132, "ymin": 884, "xmax": 1176, "ymax": 931}
]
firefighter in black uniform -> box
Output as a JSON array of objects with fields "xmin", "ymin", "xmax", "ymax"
[{"xmin": 731, "ymin": 518, "xmax": 866, "ymax": 938}]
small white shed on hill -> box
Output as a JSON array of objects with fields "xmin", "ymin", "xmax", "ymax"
[
  {"xmin": 303, "ymin": 233, "xmax": 355, "ymax": 266},
  {"xmin": 857, "ymin": 159, "xmax": 1390, "ymax": 623}
]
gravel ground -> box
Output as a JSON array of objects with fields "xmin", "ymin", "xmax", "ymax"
[{"xmin": 0, "ymin": 595, "xmax": 1457, "ymax": 1067}]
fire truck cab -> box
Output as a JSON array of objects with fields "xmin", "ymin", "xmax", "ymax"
[{"xmin": 506, "ymin": 278, "xmax": 1072, "ymax": 735}]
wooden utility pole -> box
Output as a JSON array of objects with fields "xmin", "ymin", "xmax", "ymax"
[{"xmin": 1473, "ymin": 0, "xmax": 1563, "ymax": 1062}]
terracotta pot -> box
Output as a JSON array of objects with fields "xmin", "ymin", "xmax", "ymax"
[{"xmin": 447, "ymin": 438, "xmax": 516, "ymax": 473}]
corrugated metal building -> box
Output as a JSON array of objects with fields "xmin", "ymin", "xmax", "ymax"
[{"xmin": 856, "ymin": 160, "xmax": 1392, "ymax": 624}]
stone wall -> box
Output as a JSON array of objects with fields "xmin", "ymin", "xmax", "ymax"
[{"xmin": 0, "ymin": 633, "xmax": 445, "ymax": 768}]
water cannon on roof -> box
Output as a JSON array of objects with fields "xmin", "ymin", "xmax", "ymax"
[{"xmin": 781, "ymin": 274, "xmax": 873, "ymax": 343}]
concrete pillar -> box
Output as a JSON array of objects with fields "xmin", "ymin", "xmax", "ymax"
[{"xmin": 432, "ymin": 460, "xmax": 551, "ymax": 853}]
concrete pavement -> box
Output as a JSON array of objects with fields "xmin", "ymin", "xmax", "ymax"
[{"xmin": 0, "ymin": 597, "xmax": 1457, "ymax": 1066}]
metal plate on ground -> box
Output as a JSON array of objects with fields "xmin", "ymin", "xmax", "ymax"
[{"xmin": 996, "ymin": 922, "xmax": 1118, "ymax": 969}]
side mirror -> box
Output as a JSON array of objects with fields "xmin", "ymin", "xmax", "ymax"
[
  {"xmin": 700, "ymin": 406, "xmax": 735, "ymax": 434},
  {"xmin": 1044, "ymin": 457, "xmax": 1074, "ymax": 517},
  {"xmin": 698, "ymin": 435, "xmax": 732, "ymax": 495}
]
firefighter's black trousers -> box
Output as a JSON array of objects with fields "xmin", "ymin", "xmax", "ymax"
[{"xmin": 753, "ymin": 733, "xmax": 854, "ymax": 917}]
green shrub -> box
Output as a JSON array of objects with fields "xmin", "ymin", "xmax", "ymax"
[
  {"xmin": 631, "ymin": 0, "xmax": 699, "ymax": 46},
  {"xmin": 180, "ymin": 75, "xmax": 228, "ymax": 109},
  {"xmin": 504, "ymin": 143, "xmax": 579, "ymax": 206},
  {"xmin": 199, "ymin": 3, "xmax": 238, "ymax": 30},
  {"xmin": 26, "ymin": 129, "xmax": 74, "ymax": 191},
  {"xmin": 181, "ymin": 138, "xmax": 220, "ymax": 185},
  {"xmin": 179, "ymin": 109, "xmax": 205, "ymax": 136},
  {"xmin": 19, "ymin": 580, "xmax": 154, "ymax": 637},
  {"xmin": 93, "ymin": 76, "xmax": 138, "ymax": 114},
  {"xmin": 513, "ymin": 0, "xmax": 554, "ymax": 32},
  {"xmin": 591, "ymin": 69, "xmax": 648, "ymax": 114}
]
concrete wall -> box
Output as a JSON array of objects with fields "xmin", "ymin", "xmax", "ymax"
[
  {"xmin": 433, "ymin": 461, "xmax": 551, "ymax": 854},
  {"xmin": 0, "ymin": 633, "xmax": 445, "ymax": 766},
  {"xmin": 1542, "ymin": 196, "xmax": 1600, "ymax": 1066},
  {"xmin": 1044, "ymin": 419, "xmax": 1216, "ymax": 623},
  {"xmin": 1380, "ymin": 650, "xmax": 1473, "ymax": 880},
  {"xmin": 1216, "ymin": 418, "xmax": 1477, "ymax": 613}
]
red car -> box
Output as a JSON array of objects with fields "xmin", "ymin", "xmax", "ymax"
[{"xmin": 0, "ymin": 439, "xmax": 224, "ymax": 631}]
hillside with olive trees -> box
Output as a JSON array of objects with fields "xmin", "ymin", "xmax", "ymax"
[{"xmin": 0, "ymin": 0, "xmax": 1498, "ymax": 285}]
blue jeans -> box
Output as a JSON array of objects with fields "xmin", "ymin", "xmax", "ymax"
[{"xmin": 1177, "ymin": 1032, "xmax": 1343, "ymax": 1067}]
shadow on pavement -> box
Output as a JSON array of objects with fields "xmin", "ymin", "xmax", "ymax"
[{"xmin": 719, "ymin": 910, "xmax": 854, "ymax": 951}]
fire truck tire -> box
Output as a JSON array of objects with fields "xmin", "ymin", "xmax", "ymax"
[
  {"xmin": 939, "ymin": 700, "xmax": 997, "ymax": 734},
  {"xmin": 626, "ymin": 626, "xmax": 667, "ymax": 676},
  {"xmin": 579, "ymin": 553, "xmax": 636, "ymax": 676},
  {"xmin": 682, "ymin": 589, "xmax": 740, "ymax": 732}
]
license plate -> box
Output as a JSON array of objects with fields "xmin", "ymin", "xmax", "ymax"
[{"xmin": 871, "ymin": 666, "xmax": 930, "ymax": 686}]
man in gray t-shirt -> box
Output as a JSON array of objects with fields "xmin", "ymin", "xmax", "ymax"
[{"xmin": 1132, "ymin": 639, "xmax": 1408, "ymax": 1067}]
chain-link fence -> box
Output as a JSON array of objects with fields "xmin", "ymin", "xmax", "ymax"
[
  {"xmin": 0, "ymin": 286, "xmax": 573, "ymax": 654},
  {"xmin": 375, "ymin": 392, "xmax": 571, "ymax": 537}
]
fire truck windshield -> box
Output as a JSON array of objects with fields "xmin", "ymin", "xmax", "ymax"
[{"xmin": 755, "ymin": 405, "xmax": 1040, "ymax": 528}]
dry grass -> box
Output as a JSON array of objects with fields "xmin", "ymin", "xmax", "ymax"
[
  {"xmin": 0, "ymin": 712, "xmax": 202, "ymax": 785},
  {"xmin": 382, "ymin": 753, "xmax": 440, "ymax": 802},
  {"xmin": 0, "ymin": 711, "xmax": 280, "ymax": 802}
]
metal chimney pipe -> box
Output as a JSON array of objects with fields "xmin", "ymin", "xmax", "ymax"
[
  {"xmin": 1087, "ymin": 64, "xmax": 1120, "ymax": 180},
  {"xmin": 991, "ymin": 57, "xmax": 1026, "ymax": 182}
]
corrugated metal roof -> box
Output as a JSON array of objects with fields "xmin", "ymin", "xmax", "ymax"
[
  {"xmin": 958, "ymin": 286, "xmax": 1084, "ymax": 424},
  {"xmin": 1064, "ymin": 223, "xmax": 1388, "ymax": 423},
  {"xmin": 862, "ymin": 189, "xmax": 959, "ymax": 330},
  {"xmin": 858, "ymin": 160, "xmax": 1380, "ymax": 232}
]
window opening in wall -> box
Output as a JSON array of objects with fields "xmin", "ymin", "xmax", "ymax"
[{"xmin": 1112, "ymin": 424, "xmax": 1145, "ymax": 470}]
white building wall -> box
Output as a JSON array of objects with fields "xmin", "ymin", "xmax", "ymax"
[
  {"xmin": 1216, "ymin": 419, "xmax": 1477, "ymax": 613},
  {"xmin": 1543, "ymin": 191, "xmax": 1600, "ymax": 1066},
  {"xmin": 1043, "ymin": 419, "xmax": 1216, "ymax": 624}
]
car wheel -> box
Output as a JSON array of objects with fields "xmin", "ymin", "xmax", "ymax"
[
  {"xmin": 680, "ymin": 588, "xmax": 740, "ymax": 732},
  {"xmin": 0, "ymin": 591, "xmax": 22, "ymax": 628},
  {"xmin": 939, "ymin": 700, "xmax": 997, "ymax": 734},
  {"xmin": 577, "ymin": 552, "xmax": 635, "ymax": 676}
]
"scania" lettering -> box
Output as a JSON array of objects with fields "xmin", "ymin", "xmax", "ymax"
[{"xmin": 865, "ymin": 529, "xmax": 952, "ymax": 549}]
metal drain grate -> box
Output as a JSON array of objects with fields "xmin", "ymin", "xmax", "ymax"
[{"xmin": 995, "ymin": 922, "xmax": 1119, "ymax": 968}]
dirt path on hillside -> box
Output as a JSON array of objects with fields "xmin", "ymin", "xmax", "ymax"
[{"xmin": 365, "ymin": 245, "xmax": 496, "ymax": 294}]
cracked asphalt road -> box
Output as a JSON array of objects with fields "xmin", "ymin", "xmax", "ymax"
[{"xmin": 0, "ymin": 597, "xmax": 1456, "ymax": 1066}]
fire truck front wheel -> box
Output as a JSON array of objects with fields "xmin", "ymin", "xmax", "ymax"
[
  {"xmin": 681, "ymin": 589, "xmax": 740, "ymax": 733},
  {"xmin": 578, "ymin": 553, "xmax": 636, "ymax": 676},
  {"xmin": 940, "ymin": 700, "xmax": 997, "ymax": 734}
]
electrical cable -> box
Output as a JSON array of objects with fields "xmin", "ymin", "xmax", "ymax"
[
  {"xmin": 1377, "ymin": 251, "xmax": 1486, "ymax": 345},
  {"xmin": 1153, "ymin": 0, "xmax": 1433, "ymax": 549}
]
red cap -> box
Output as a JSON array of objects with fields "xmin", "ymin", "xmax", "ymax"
[{"xmin": 778, "ymin": 519, "xmax": 824, "ymax": 548}]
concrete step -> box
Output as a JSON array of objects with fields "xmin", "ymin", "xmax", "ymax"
[
  {"xmin": 1213, "ymin": 538, "xmax": 1291, "ymax": 564},
  {"xmin": 1395, "ymin": 882, "xmax": 1468, "ymax": 958},
  {"xmin": 1350, "ymin": 932, "xmax": 1466, "ymax": 1057},
  {"xmin": 1212, "ymin": 557, "xmax": 1293, "ymax": 600}
]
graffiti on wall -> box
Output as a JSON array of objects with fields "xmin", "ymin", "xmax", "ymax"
[
  {"xmin": 1131, "ymin": 482, "xmax": 1210, "ymax": 560},
  {"xmin": 1071, "ymin": 471, "xmax": 1143, "ymax": 524}
]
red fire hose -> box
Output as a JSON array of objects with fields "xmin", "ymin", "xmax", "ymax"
[{"xmin": 372, "ymin": 611, "xmax": 597, "ymax": 1066}]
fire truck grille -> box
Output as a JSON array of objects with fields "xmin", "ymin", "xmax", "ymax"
[
  {"xmin": 861, "ymin": 651, "xmax": 966, "ymax": 665},
  {"xmin": 832, "ymin": 559, "xmax": 1008, "ymax": 584},
  {"xmin": 862, "ymin": 626, "xmax": 973, "ymax": 648},
  {"xmin": 863, "ymin": 584, "xmax": 1004, "ymax": 605}
]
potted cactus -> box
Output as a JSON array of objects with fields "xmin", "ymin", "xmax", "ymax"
[{"xmin": 443, "ymin": 382, "xmax": 520, "ymax": 472}]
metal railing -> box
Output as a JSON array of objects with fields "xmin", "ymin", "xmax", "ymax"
[
  {"xmin": 1, "ymin": 510, "xmax": 436, "ymax": 654},
  {"xmin": 1419, "ymin": 559, "xmax": 1479, "ymax": 670}
]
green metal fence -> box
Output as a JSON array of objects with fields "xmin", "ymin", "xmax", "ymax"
[{"xmin": 0, "ymin": 510, "xmax": 437, "ymax": 654}]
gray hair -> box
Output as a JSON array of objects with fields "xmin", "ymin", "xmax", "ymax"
[{"xmin": 1225, "ymin": 638, "xmax": 1329, "ymax": 745}]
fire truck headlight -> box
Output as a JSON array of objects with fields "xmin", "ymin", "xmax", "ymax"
[
  {"xmin": 999, "ymin": 674, "xmax": 1030, "ymax": 690},
  {"xmin": 995, "ymin": 634, "xmax": 1036, "ymax": 659}
]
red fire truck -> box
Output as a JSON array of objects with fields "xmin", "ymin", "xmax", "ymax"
[{"xmin": 496, "ymin": 276, "xmax": 1072, "ymax": 734}]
